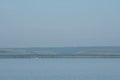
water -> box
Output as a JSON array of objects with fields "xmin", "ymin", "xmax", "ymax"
[{"xmin": 0, "ymin": 59, "xmax": 120, "ymax": 80}]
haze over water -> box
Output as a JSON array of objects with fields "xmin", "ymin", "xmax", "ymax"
[
  {"xmin": 0, "ymin": 0, "xmax": 120, "ymax": 48},
  {"xmin": 0, "ymin": 0, "xmax": 120, "ymax": 80}
]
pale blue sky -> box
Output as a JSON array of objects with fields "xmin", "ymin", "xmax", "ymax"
[{"xmin": 0, "ymin": 0, "xmax": 120, "ymax": 48}]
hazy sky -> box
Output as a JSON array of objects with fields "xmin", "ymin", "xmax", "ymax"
[{"xmin": 0, "ymin": 0, "xmax": 120, "ymax": 48}]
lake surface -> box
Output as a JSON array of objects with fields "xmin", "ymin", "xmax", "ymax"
[{"xmin": 0, "ymin": 59, "xmax": 120, "ymax": 80}]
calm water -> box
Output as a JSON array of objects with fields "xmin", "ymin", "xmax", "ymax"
[{"xmin": 0, "ymin": 59, "xmax": 120, "ymax": 80}]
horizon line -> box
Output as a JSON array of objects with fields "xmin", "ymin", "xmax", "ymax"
[{"xmin": 0, "ymin": 46, "xmax": 120, "ymax": 49}]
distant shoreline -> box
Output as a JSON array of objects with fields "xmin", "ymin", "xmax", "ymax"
[
  {"xmin": 0, "ymin": 55, "xmax": 120, "ymax": 58},
  {"xmin": 0, "ymin": 47, "xmax": 120, "ymax": 58}
]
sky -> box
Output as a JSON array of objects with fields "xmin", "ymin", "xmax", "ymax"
[{"xmin": 0, "ymin": 0, "xmax": 120, "ymax": 48}]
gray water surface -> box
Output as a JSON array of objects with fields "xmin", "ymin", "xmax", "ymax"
[{"xmin": 0, "ymin": 59, "xmax": 120, "ymax": 80}]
